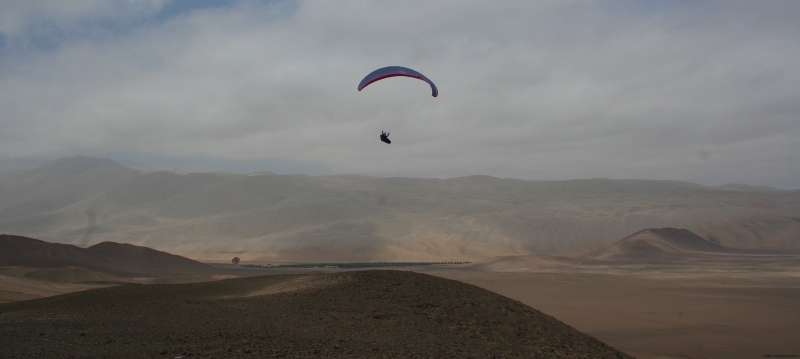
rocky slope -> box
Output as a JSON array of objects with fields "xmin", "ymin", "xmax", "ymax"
[{"xmin": 0, "ymin": 270, "xmax": 633, "ymax": 359}]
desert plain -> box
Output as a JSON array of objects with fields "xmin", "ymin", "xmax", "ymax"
[{"xmin": 435, "ymin": 259, "xmax": 800, "ymax": 359}]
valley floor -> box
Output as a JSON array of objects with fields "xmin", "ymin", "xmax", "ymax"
[{"xmin": 429, "ymin": 259, "xmax": 800, "ymax": 359}]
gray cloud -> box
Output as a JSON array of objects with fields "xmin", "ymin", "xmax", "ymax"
[{"xmin": 0, "ymin": 0, "xmax": 799, "ymax": 188}]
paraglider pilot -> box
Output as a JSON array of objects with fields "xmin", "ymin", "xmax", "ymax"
[{"xmin": 380, "ymin": 131, "xmax": 391, "ymax": 144}]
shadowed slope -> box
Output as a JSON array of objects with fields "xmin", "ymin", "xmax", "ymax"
[
  {"xmin": 0, "ymin": 270, "xmax": 633, "ymax": 359},
  {"xmin": 0, "ymin": 235, "xmax": 219, "ymax": 277}
]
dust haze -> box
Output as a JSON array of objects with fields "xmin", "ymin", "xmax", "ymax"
[{"xmin": 2, "ymin": 156, "xmax": 799, "ymax": 263}]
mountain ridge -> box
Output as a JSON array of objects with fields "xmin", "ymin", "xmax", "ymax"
[{"xmin": 1, "ymin": 156, "xmax": 799, "ymax": 261}]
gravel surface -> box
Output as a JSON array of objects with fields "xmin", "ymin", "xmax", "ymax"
[{"xmin": 0, "ymin": 270, "xmax": 633, "ymax": 359}]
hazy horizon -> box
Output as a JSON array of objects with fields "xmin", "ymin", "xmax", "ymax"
[{"xmin": 3, "ymin": 154, "xmax": 799, "ymax": 191}]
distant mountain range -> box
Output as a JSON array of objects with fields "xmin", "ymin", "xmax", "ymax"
[{"xmin": 1, "ymin": 156, "xmax": 799, "ymax": 262}]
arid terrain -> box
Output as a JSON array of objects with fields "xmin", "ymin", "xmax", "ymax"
[
  {"xmin": 429, "ymin": 228, "xmax": 800, "ymax": 359},
  {"xmin": 433, "ymin": 259, "xmax": 800, "ymax": 359},
  {"xmin": 0, "ymin": 234, "xmax": 234, "ymax": 304},
  {"xmin": 0, "ymin": 270, "xmax": 633, "ymax": 359},
  {"xmin": 2, "ymin": 229, "xmax": 799, "ymax": 358},
  {"xmin": 2, "ymin": 158, "xmax": 799, "ymax": 358},
  {"xmin": 1, "ymin": 156, "xmax": 799, "ymax": 262}
]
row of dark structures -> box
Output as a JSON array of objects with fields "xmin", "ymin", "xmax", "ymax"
[{"xmin": 237, "ymin": 261, "xmax": 470, "ymax": 269}]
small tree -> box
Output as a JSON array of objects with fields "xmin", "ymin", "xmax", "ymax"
[{"xmin": 231, "ymin": 257, "xmax": 240, "ymax": 265}]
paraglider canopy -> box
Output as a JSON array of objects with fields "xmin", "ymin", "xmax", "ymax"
[{"xmin": 358, "ymin": 66, "xmax": 438, "ymax": 97}]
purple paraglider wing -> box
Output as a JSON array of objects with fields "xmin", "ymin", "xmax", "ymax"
[{"xmin": 358, "ymin": 66, "xmax": 438, "ymax": 97}]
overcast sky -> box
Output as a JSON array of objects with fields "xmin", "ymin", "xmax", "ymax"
[{"xmin": 1, "ymin": 1, "xmax": 798, "ymax": 188}]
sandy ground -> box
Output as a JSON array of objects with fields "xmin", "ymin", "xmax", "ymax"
[
  {"xmin": 0, "ymin": 272, "xmax": 117, "ymax": 304},
  {"xmin": 428, "ymin": 259, "xmax": 800, "ymax": 359},
  {"xmin": 0, "ymin": 266, "xmax": 238, "ymax": 304}
]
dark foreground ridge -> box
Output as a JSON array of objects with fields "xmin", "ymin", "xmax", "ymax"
[{"xmin": 0, "ymin": 270, "xmax": 632, "ymax": 359}]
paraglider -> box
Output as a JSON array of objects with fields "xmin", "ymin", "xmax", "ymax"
[
  {"xmin": 359, "ymin": 66, "xmax": 437, "ymax": 145},
  {"xmin": 358, "ymin": 66, "xmax": 438, "ymax": 97}
]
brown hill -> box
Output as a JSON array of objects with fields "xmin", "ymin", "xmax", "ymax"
[
  {"xmin": 0, "ymin": 234, "xmax": 220, "ymax": 277},
  {"xmin": 0, "ymin": 270, "xmax": 633, "ymax": 359},
  {"xmin": 584, "ymin": 227, "xmax": 739, "ymax": 262}
]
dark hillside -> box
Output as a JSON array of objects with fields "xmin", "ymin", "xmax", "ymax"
[{"xmin": 0, "ymin": 234, "xmax": 219, "ymax": 277}]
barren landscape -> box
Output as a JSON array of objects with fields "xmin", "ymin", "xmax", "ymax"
[
  {"xmin": 1, "ymin": 159, "xmax": 799, "ymax": 358},
  {"xmin": 4, "ymin": 1, "xmax": 800, "ymax": 358},
  {"xmin": 435, "ymin": 260, "xmax": 800, "ymax": 359},
  {"xmin": 428, "ymin": 228, "xmax": 800, "ymax": 359},
  {"xmin": 1, "ymin": 157, "xmax": 799, "ymax": 263},
  {"xmin": 2, "ymin": 226, "xmax": 799, "ymax": 358},
  {"xmin": 0, "ymin": 270, "xmax": 635, "ymax": 359}
]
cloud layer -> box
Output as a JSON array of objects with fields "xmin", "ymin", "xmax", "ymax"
[{"xmin": 1, "ymin": 1, "xmax": 798, "ymax": 187}]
